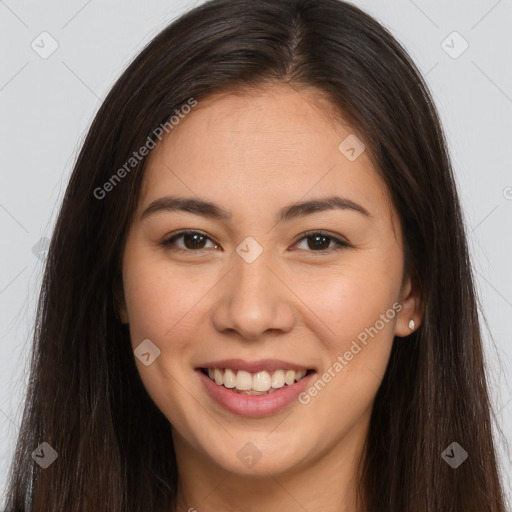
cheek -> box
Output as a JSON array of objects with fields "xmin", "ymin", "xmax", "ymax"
[
  {"xmin": 295, "ymin": 258, "xmax": 401, "ymax": 345},
  {"xmin": 298, "ymin": 269, "xmax": 398, "ymax": 425},
  {"xmin": 121, "ymin": 254, "xmax": 210, "ymax": 428},
  {"xmin": 122, "ymin": 251, "xmax": 211, "ymax": 345}
]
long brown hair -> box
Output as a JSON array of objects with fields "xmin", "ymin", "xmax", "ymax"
[{"xmin": 3, "ymin": 0, "xmax": 507, "ymax": 510}]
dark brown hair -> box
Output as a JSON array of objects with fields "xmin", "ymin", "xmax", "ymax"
[{"xmin": 3, "ymin": 0, "xmax": 507, "ymax": 510}]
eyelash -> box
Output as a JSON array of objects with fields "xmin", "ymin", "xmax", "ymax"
[{"xmin": 159, "ymin": 229, "xmax": 350, "ymax": 254}]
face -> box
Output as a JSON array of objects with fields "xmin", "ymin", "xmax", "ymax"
[{"xmin": 117, "ymin": 83, "xmax": 420, "ymax": 479}]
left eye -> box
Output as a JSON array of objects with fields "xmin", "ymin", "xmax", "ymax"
[
  {"xmin": 160, "ymin": 230, "xmax": 349, "ymax": 253},
  {"xmin": 294, "ymin": 231, "xmax": 349, "ymax": 252}
]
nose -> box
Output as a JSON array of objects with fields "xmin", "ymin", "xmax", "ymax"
[{"xmin": 211, "ymin": 251, "xmax": 296, "ymax": 341}]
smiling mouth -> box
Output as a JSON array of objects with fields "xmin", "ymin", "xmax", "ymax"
[{"xmin": 200, "ymin": 367, "xmax": 315, "ymax": 395}]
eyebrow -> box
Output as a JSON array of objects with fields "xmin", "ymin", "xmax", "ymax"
[{"xmin": 140, "ymin": 194, "xmax": 372, "ymax": 223}]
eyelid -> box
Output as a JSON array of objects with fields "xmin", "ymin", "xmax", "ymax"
[
  {"xmin": 291, "ymin": 230, "xmax": 350, "ymax": 253},
  {"xmin": 161, "ymin": 229, "xmax": 220, "ymax": 251},
  {"xmin": 160, "ymin": 229, "xmax": 350, "ymax": 253},
  {"xmin": 295, "ymin": 230, "xmax": 350, "ymax": 246}
]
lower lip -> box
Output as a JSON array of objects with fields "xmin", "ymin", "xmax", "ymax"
[{"xmin": 197, "ymin": 369, "xmax": 315, "ymax": 418}]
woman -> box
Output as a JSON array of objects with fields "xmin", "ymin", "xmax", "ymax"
[{"xmin": 3, "ymin": 0, "xmax": 507, "ymax": 510}]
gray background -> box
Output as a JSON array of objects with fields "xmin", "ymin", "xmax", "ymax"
[{"xmin": 1, "ymin": 0, "xmax": 511, "ymax": 506}]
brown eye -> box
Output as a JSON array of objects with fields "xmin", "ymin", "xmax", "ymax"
[
  {"xmin": 160, "ymin": 230, "xmax": 349, "ymax": 254},
  {"xmin": 160, "ymin": 230, "xmax": 218, "ymax": 251},
  {"xmin": 294, "ymin": 231, "xmax": 349, "ymax": 253},
  {"xmin": 181, "ymin": 233, "xmax": 207, "ymax": 249}
]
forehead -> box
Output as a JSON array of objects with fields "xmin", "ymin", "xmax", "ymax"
[{"xmin": 139, "ymin": 84, "xmax": 396, "ymax": 230}]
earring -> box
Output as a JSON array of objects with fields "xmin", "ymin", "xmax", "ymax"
[{"xmin": 408, "ymin": 319, "xmax": 415, "ymax": 330}]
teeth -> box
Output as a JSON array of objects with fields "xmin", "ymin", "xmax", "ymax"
[
  {"xmin": 214, "ymin": 368, "xmax": 223, "ymax": 386},
  {"xmin": 252, "ymin": 371, "xmax": 271, "ymax": 392},
  {"xmin": 235, "ymin": 370, "xmax": 252, "ymax": 390},
  {"xmin": 204, "ymin": 367, "xmax": 309, "ymax": 393},
  {"xmin": 285, "ymin": 370, "xmax": 295, "ymax": 385},
  {"xmin": 223, "ymin": 368, "xmax": 236, "ymax": 388},
  {"xmin": 295, "ymin": 369, "xmax": 307, "ymax": 382},
  {"xmin": 271, "ymin": 369, "xmax": 285, "ymax": 388}
]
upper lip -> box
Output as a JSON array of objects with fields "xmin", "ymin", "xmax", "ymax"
[{"xmin": 196, "ymin": 358, "xmax": 314, "ymax": 373}]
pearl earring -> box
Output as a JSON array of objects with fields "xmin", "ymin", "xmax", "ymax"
[{"xmin": 408, "ymin": 319, "xmax": 415, "ymax": 330}]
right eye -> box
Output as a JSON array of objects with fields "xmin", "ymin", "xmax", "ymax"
[{"xmin": 160, "ymin": 230, "xmax": 220, "ymax": 252}]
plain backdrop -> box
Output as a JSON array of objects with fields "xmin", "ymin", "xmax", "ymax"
[{"xmin": 1, "ymin": 0, "xmax": 511, "ymax": 506}]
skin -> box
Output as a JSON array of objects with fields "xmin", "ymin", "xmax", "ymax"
[{"xmin": 116, "ymin": 83, "xmax": 422, "ymax": 512}]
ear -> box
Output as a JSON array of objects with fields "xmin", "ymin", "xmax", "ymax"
[
  {"xmin": 395, "ymin": 269, "xmax": 422, "ymax": 338},
  {"xmin": 113, "ymin": 273, "xmax": 129, "ymax": 324}
]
